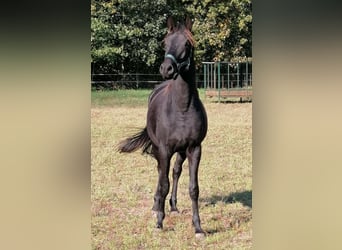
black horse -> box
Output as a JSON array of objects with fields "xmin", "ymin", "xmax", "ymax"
[{"xmin": 118, "ymin": 16, "xmax": 208, "ymax": 237}]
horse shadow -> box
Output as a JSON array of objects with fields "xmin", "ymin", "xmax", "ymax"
[
  {"xmin": 210, "ymin": 99, "xmax": 252, "ymax": 104},
  {"xmin": 200, "ymin": 190, "xmax": 252, "ymax": 235},
  {"xmin": 201, "ymin": 190, "xmax": 252, "ymax": 208}
]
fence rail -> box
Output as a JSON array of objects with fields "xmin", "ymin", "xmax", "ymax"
[
  {"xmin": 91, "ymin": 73, "xmax": 210, "ymax": 90},
  {"xmin": 91, "ymin": 62, "xmax": 252, "ymax": 92},
  {"xmin": 91, "ymin": 73, "xmax": 164, "ymax": 90}
]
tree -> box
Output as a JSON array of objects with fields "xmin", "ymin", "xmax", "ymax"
[
  {"xmin": 91, "ymin": 0, "xmax": 170, "ymax": 74},
  {"xmin": 184, "ymin": 0, "xmax": 252, "ymax": 64},
  {"xmin": 91, "ymin": 0, "xmax": 252, "ymax": 74}
]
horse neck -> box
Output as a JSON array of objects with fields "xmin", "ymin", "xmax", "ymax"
[{"xmin": 172, "ymin": 66, "xmax": 197, "ymax": 112}]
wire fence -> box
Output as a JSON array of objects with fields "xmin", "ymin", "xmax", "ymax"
[
  {"xmin": 91, "ymin": 73, "xmax": 162, "ymax": 90},
  {"xmin": 91, "ymin": 73, "xmax": 210, "ymax": 90},
  {"xmin": 91, "ymin": 62, "xmax": 252, "ymax": 90}
]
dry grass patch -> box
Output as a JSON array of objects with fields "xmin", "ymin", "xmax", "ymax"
[{"xmin": 92, "ymin": 100, "xmax": 252, "ymax": 249}]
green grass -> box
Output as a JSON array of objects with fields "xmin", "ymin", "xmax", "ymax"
[
  {"xmin": 91, "ymin": 89, "xmax": 206, "ymax": 107},
  {"xmin": 91, "ymin": 89, "xmax": 152, "ymax": 107},
  {"xmin": 91, "ymin": 89, "xmax": 252, "ymax": 249}
]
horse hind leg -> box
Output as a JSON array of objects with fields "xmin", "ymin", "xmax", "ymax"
[{"xmin": 169, "ymin": 152, "xmax": 186, "ymax": 214}]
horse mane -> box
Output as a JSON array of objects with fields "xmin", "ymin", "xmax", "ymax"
[{"xmin": 183, "ymin": 28, "xmax": 195, "ymax": 46}]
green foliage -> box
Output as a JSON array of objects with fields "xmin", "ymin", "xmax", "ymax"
[
  {"xmin": 184, "ymin": 0, "xmax": 252, "ymax": 63},
  {"xmin": 91, "ymin": 0, "xmax": 169, "ymax": 74},
  {"xmin": 91, "ymin": 0, "xmax": 252, "ymax": 73}
]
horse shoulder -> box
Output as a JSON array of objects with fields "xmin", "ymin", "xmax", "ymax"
[{"xmin": 148, "ymin": 81, "xmax": 171, "ymax": 104}]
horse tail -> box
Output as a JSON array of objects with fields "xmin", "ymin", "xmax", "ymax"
[{"xmin": 117, "ymin": 127, "xmax": 153, "ymax": 156}]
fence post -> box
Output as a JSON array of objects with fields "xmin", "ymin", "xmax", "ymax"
[
  {"xmin": 228, "ymin": 63, "xmax": 230, "ymax": 89},
  {"xmin": 136, "ymin": 73, "xmax": 139, "ymax": 88},
  {"xmin": 203, "ymin": 64, "xmax": 207, "ymax": 89},
  {"xmin": 245, "ymin": 61, "xmax": 248, "ymax": 88},
  {"xmin": 217, "ymin": 61, "xmax": 221, "ymax": 103},
  {"xmin": 237, "ymin": 63, "xmax": 240, "ymax": 88},
  {"xmin": 212, "ymin": 63, "xmax": 214, "ymax": 89}
]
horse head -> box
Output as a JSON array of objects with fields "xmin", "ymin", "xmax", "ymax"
[{"xmin": 159, "ymin": 16, "xmax": 195, "ymax": 80}]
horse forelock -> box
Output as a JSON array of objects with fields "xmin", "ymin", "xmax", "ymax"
[{"xmin": 163, "ymin": 24, "xmax": 195, "ymax": 47}]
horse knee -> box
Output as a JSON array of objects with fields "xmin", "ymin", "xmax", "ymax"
[
  {"xmin": 172, "ymin": 166, "xmax": 182, "ymax": 178},
  {"xmin": 160, "ymin": 179, "xmax": 170, "ymax": 198},
  {"xmin": 189, "ymin": 184, "xmax": 199, "ymax": 200}
]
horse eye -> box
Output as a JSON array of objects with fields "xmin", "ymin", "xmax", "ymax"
[
  {"xmin": 185, "ymin": 43, "xmax": 191, "ymax": 53},
  {"xmin": 180, "ymin": 49, "xmax": 186, "ymax": 59}
]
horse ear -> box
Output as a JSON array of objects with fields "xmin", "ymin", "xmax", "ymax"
[
  {"xmin": 167, "ymin": 16, "xmax": 175, "ymax": 33},
  {"xmin": 185, "ymin": 16, "xmax": 193, "ymax": 31}
]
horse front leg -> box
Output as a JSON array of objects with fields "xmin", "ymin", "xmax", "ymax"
[
  {"xmin": 169, "ymin": 152, "xmax": 186, "ymax": 213},
  {"xmin": 152, "ymin": 148, "xmax": 171, "ymax": 229},
  {"xmin": 187, "ymin": 145, "xmax": 205, "ymax": 237}
]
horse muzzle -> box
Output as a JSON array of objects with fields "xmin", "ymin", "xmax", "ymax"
[{"xmin": 159, "ymin": 59, "xmax": 176, "ymax": 80}]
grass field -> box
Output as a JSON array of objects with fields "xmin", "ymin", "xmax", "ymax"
[{"xmin": 91, "ymin": 90, "xmax": 252, "ymax": 249}]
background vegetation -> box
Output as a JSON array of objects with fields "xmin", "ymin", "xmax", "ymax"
[{"xmin": 91, "ymin": 0, "xmax": 252, "ymax": 74}]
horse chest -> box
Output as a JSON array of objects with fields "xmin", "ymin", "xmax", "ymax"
[
  {"xmin": 168, "ymin": 113, "xmax": 201, "ymax": 142},
  {"xmin": 147, "ymin": 93, "xmax": 206, "ymax": 150}
]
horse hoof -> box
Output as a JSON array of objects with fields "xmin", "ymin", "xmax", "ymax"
[
  {"xmin": 195, "ymin": 232, "xmax": 206, "ymax": 240},
  {"xmin": 152, "ymin": 227, "xmax": 163, "ymax": 236},
  {"xmin": 170, "ymin": 210, "xmax": 180, "ymax": 216},
  {"xmin": 156, "ymin": 222, "xmax": 163, "ymax": 230}
]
